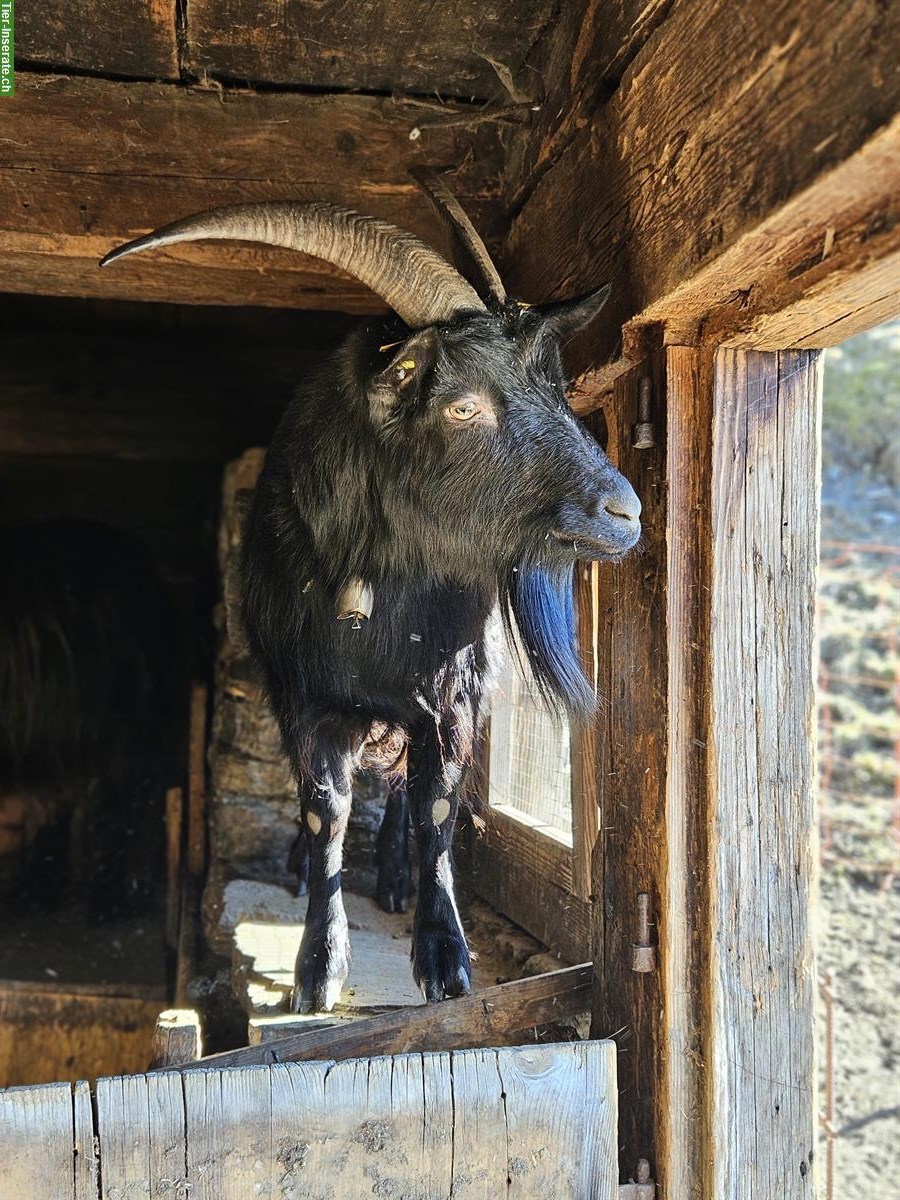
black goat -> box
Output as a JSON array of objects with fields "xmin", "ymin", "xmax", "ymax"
[{"xmin": 102, "ymin": 181, "xmax": 641, "ymax": 1012}]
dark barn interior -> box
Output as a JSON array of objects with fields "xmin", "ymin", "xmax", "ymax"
[{"xmin": 2, "ymin": 0, "xmax": 898, "ymax": 1196}]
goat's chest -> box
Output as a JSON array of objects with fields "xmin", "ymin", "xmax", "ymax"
[{"xmin": 308, "ymin": 580, "xmax": 497, "ymax": 714}]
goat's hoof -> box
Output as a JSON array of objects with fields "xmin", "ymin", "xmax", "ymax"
[
  {"xmin": 291, "ymin": 931, "xmax": 350, "ymax": 1014},
  {"xmin": 413, "ymin": 929, "xmax": 472, "ymax": 1003},
  {"xmin": 376, "ymin": 866, "xmax": 414, "ymax": 914}
]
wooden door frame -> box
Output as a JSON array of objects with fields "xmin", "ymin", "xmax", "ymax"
[{"xmin": 501, "ymin": 67, "xmax": 899, "ymax": 1194}]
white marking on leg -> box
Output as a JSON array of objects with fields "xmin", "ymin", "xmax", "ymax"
[
  {"xmin": 306, "ymin": 810, "xmax": 322, "ymax": 835},
  {"xmin": 431, "ymin": 798, "xmax": 451, "ymax": 826}
]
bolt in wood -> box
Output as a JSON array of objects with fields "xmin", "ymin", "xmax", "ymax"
[
  {"xmin": 630, "ymin": 891, "xmax": 656, "ymax": 972},
  {"xmin": 632, "ymin": 376, "xmax": 655, "ymax": 449}
]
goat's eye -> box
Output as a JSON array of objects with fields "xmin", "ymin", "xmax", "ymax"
[{"xmin": 447, "ymin": 400, "xmax": 478, "ymax": 421}]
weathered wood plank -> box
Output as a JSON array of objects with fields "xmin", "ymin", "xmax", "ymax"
[
  {"xmin": 662, "ymin": 342, "xmax": 712, "ymax": 1200},
  {"xmin": 95, "ymin": 1074, "xmax": 153, "ymax": 1195},
  {"xmin": 147, "ymin": 1071, "xmax": 189, "ymax": 1195},
  {"xmin": 0, "ymin": 1081, "xmax": 77, "ymax": 1199},
  {"xmin": 497, "ymin": 1043, "xmax": 617, "ymax": 1199},
  {"xmin": 185, "ymin": 0, "xmax": 552, "ymax": 100},
  {"xmin": 471, "ymin": 833, "xmax": 591, "ymax": 964},
  {"xmin": 174, "ymin": 965, "xmax": 592, "ymax": 1071},
  {"xmin": 507, "ymin": 0, "xmax": 900, "ymax": 362},
  {"xmin": 708, "ymin": 348, "xmax": 820, "ymax": 1199},
  {"xmin": 0, "ymin": 988, "xmax": 162, "ymax": 1087},
  {"xmin": 590, "ymin": 360, "xmax": 667, "ymax": 1181},
  {"xmin": 506, "ymin": 0, "xmax": 673, "ymax": 212},
  {"xmin": 2, "ymin": 74, "xmax": 506, "ymax": 310},
  {"xmin": 18, "ymin": 0, "xmax": 179, "ymax": 79},
  {"xmin": 151, "ymin": 1009, "xmax": 203, "ymax": 1069},
  {"xmin": 0, "ymin": 1043, "xmax": 618, "ymax": 1198},
  {"xmin": 73, "ymin": 1079, "xmax": 98, "ymax": 1200}
]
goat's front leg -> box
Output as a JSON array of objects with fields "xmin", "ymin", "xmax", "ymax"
[
  {"xmin": 407, "ymin": 719, "xmax": 472, "ymax": 1002},
  {"xmin": 290, "ymin": 739, "xmax": 354, "ymax": 1013}
]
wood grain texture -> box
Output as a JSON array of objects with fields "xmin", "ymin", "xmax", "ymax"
[
  {"xmin": 2, "ymin": 74, "xmax": 505, "ymax": 310},
  {"xmin": 472, "ymin": 834, "xmax": 591, "ymax": 964},
  {"xmin": 185, "ymin": 0, "xmax": 553, "ymax": 100},
  {"xmin": 150, "ymin": 1009, "xmax": 203, "ymax": 1068},
  {"xmin": 2, "ymin": 1043, "xmax": 617, "ymax": 1199},
  {"xmin": 662, "ymin": 344, "xmax": 713, "ymax": 1200},
  {"xmin": 506, "ymin": 0, "xmax": 900, "ymax": 363},
  {"xmin": 176, "ymin": 964, "xmax": 592, "ymax": 1071},
  {"xmin": 0, "ymin": 1081, "xmax": 77, "ymax": 1200},
  {"xmin": 73, "ymin": 1080, "xmax": 99, "ymax": 1200},
  {"xmin": 17, "ymin": 0, "xmax": 179, "ymax": 79},
  {"xmin": 505, "ymin": 0, "xmax": 673, "ymax": 212},
  {"xmin": 589, "ymin": 363, "xmax": 668, "ymax": 1182},
  {"xmin": 708, "ymin": 348, "xmax": 820, "ymax": 1199},
  {"xmin": 0, "ymin": 988, "xmax": 162, "ymax": 1087}
]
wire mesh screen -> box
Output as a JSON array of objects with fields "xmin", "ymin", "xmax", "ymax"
[{"xmin": 488, "ymin": 642, "xmax": 573, "ymax": 842}]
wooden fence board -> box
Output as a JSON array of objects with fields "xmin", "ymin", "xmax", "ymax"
[
  {"xmin": 0, "ymin": 1082, "xmax": 77, "ymax": 1199},
  {"xmin": 147, "ymin": 1072, "xmax": 188, "ymax": 1196},
  {"xmin": 73, "ymin": 1080, "xmax": 99, "ymax": 1200},
  {"xmin": 95, "ymin": 1074, "xmax": 153, "ymax": 1196},
  {"xmin": 0, "ymin": 1042, "xmax": 617, "ymax": 1199}
]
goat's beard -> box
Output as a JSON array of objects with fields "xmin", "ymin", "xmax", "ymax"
[{"xmin": 500, "ymin": 564, "xmax": 595, "ymax": 720}]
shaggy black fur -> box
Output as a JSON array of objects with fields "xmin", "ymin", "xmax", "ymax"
[{"xmin": 241, "ymin": 294, "xmax": 641, "ymax": 1012}]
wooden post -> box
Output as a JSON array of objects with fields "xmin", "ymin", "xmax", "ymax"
[
  {"xmin": 590, "ymin": 356, "xmax": 668, "ymax": 1180},
  {"xmin": 187, "ymin": 681, "xmax": 208, "ymax": 878},
  {"xmin": 662, "ymin": 344, "xmax": 822, "ymax": 1199},
  {"xmin": 150, "ymin": 1009, "xmax": 203, "ymax": 1069},
  {"xmin": 707, "ymin": 348, "xmax": 821, "ymax": 1198},
  {"xmin": 164, "ymin": 787, "xmax": 183, "ymax": 952}
]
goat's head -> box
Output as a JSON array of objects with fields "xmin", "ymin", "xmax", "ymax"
[
  {"xmin": 361, "ymin": 297, "xmax": 640, "ymax": 579},
  {"xmin": 101, "ymin": 185, "xmax": 641, "ymax": 712}
]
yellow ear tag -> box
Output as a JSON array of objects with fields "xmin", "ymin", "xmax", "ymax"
[
  {"xmin": 516, "ymin": 300, "xmax": 533, "ymax": 309},
  {"xmin": 399, "ymin": 359, "xmax": 416, "ymax": 370}
]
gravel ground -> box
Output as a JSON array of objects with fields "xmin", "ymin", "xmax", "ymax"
[{"xmin": 816, "ymin": 338, "xmax": 899, "ymax": 1199}]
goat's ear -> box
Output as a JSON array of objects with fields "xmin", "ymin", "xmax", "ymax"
[
  {"xmin": 532, "ymin": 284, "xmax": 611, "ymax": 343},
  {"xmin": 369, "ymin": 328, "xmax": 440, "ymax": 419}
]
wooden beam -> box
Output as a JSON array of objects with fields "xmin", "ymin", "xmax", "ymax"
[
  {"xmin": 0, "ymin": 986, "xmax": 162, "ymax": 1087},
  {"xmin": 1, "ymin": 74, "xmax": 506, "ymax": 310},
  {"xmin": 172, "ymin": 964, "xmax": 592, "ymax": 1071},
  {"xmin": 185, "ymin": 0, "xmax": 553, "ymax": 101},
  {"xmin": 505, "ymin": 0, "xmax": 900, "ymax": 361},
  {"xmin": 18, "ymin": 0, "xmax": 179, "ymax": 79},
  {"xmin": 165, "ymin": 787, "xmax": 183, "ymax": 951}
]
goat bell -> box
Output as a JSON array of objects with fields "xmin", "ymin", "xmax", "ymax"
[{"xmin": 336, "ymin": 579, "xmax": 375, "ymax": 628}]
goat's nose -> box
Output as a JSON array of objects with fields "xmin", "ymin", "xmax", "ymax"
[{"xmin": 602, "ymin": 480, "xmax": 642, "ymax": 523}]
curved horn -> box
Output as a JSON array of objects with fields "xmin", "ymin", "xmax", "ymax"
[
  {"xmin": 100, "ymin": 201, "xmax": 486, "ymax": 328},
  {"xmin": 411, "ymin": 167, "xmax": 507, "ymax": 307}
]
